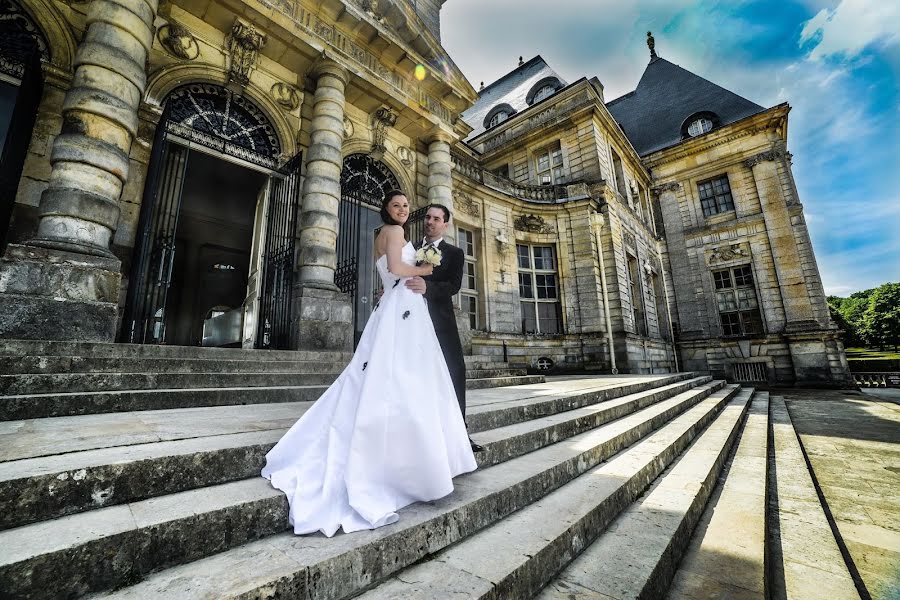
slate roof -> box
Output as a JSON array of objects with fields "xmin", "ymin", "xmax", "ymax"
[
  {"xmin": 606, "ymin": 57, "xmax": 765, "ymax": 156},
  {"xmin": 460, "ymin": 56, "xmax": 568, "ymax": 142}
]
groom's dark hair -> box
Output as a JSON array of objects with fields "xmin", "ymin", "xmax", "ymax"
[
  {"xmin": 426, "ymin": 203, "xmax": 451, "ymax": 223},
  {"xmin": 380, "ymin": 190, "xmax": 406, "ymax": 225}
]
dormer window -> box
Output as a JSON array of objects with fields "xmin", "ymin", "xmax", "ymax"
[
  {"xmin": 489, "ymin": 111, "xmax": 509, "ymax": 128},
  {"xmin": 687, "ymin": 117, "xmax": 713, "ymax": 137},
  {"xmin": 681, "ymin": 111, "xmax": 721, "ymax": 139},
  {"xmin": 533, "ymin": 85, "xmax": 556, "ymax": 103},
  {"xmin": 526, "ymin": 77, "xmax": 563, "ymax": 105},
  {"xmin": 483, "ymin": 103, "xmax": 515, "ymax": 130}
]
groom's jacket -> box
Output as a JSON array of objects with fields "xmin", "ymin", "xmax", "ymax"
[{"xmin": 415, "ymin": 239, "xmax": 463, "ymax": 333}]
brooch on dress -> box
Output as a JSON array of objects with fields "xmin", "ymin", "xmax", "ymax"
[{"xmin": 402, "ymin": 311, "xmax": 410, "ymax": 320}]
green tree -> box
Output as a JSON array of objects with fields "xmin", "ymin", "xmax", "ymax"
[{"xmin": 860, "ymin": 283, "xmax": 900, "ymax": 351}]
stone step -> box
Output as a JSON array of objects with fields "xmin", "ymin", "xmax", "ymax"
[
  {"xmin": 0, "ymin": 339, "xmax": 353, "ymax": 362},
  {"xmin": 0, "ymin": 371, "xmax": 343, "ymax": 396},
  {"xmin": 768, "ymin": 395, "xmax": 861, "ymax": 600},
  {"xmin": 0, "ymin": 355, "xmax": 349, "ymax": 375},
  {"xmin": 666, "ymin": 392, "xmax": 769, "ymax": 600},
  {"xmin": 355, "ymin": 387, "xmax": 749, "ymax": 600},
  {"xmin": 1, "ymin": 380, "xmax": 727, "ymax": 599},
  {"xmin": 0, "ymin": 384, "xmax": 330, "ymax": 421},
  {"xmin": 466, "ymin": 367, "xmax": 527, "ymax": 378},
  {"xmin": 0, "ymin": 376, "xmax": 714, "ymax": 530},
  {"xmin": 466, "ymin": 374, "xmax": 545, "ymax": 390}
]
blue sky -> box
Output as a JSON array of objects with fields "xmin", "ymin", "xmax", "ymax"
[{"xmin": 441, "ymin": 0, "xmax": 899, "ymax": 296}]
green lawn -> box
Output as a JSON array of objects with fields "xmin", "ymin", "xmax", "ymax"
[{"xmin": 845, "ymin": 347, "xmax": 900, "ymax": 360}]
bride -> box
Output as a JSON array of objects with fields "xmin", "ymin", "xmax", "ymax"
[{"xmin": 262, "ymin": 191, "xmax": 477, "ymax": 537}]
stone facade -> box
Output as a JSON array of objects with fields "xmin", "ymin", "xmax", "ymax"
[{"xmin": 0, "ymin": 1, "xmax": 849, "ymax": 385}]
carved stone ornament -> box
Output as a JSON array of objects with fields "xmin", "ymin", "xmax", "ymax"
[
  {"xmin": 343, "ymin": 117, "xmax": 354, "ymax": 140},
  {"xmin": 359, "ymin": 0, "xmax": 385, "ymax": 23},
  {"xmin": 157, "ymin": 22, "xmax": 200, "ymax": 61},
  {"xmin": 651, "ymin": 181, "xmax": 681, "ymax": 196},
  {"xmin": 369, "ymin": 107, "xmax": 397, "ymax": 160},
  {"xmin": 453, "ymin": 190, "xmax": 480, "ymax": 217},
  {"xmin": 227, "ymin": 20, "xmax": 266, "ymax": 88},
  {"xmin": 514, "ymin": 214, "xmax": 554, "ymax": 234},
  {"xmin": 270, "ymin": 82, "xmax": 300, "ymax": 111},
  {"xmin": 624, "ymin": 231, "xmax": 637, "ymax": 249},
  {"xmin": 707, "ymin": 243, "xmax": 750, "ymax": 265},
  {"xmin": 743, "ymin": 148, "xmax": 787, "ymax": 169},
  {"xmin": 396, "ymin": 146, "xmax": 414, "ymax": 166}
]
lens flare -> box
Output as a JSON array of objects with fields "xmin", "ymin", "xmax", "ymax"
[{"xmin": 414, "ymin": 64, "xmax": 427, "ymax": 81}]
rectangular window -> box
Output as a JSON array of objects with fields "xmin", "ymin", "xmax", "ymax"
[
  {"xmin": 627, "ymin": 253, "xmax": 647, "ymax": 336},
  {"xmin": 698, "ymin": 174, "xmax": 735, "ymax": 217},
  {"xmin": 517, "ymin": 244, "xmax": 563, "ymax": 334},
  {"xmin": 535, "ymin": 142, "xmax": 564, "ymax": 185},
  {"xmin": 457, "ymin": 227, "xmax": 478, "ymax": 330},
  {"xmin": 492, "ymin": 164, "xmax": 510, "ymax": 179},
  {"xmin": 713, "ymin": 264, "xmax": 764, "ymax": 337},
  {"xmin": 611, "ymin": 148, "xmax": 627, "ymax": 199}
]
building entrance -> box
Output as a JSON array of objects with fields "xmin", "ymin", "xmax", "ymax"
[{"xmin": 120, "ymin": 83, "xmax": 300, "ymax": 349}]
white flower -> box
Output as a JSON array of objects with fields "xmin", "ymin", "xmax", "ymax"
[{"xmin": 416, "ymin": 246, "xmax": 442, "ymax": 266}]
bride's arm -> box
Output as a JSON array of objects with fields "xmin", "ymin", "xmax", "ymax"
[{"xmin": 381, "ymin": 226, "xmax": 432, "ymax": 277}]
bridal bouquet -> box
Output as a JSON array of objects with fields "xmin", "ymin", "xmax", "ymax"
[{"xmin": 415, "ymin": 245, "xmax": 442, "ymax": 267}]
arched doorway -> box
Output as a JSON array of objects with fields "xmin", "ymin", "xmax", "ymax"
[
  {"xmin": 121, "ymin": 83, "xmax": 301, "ymax": 349},
  {"xmin": 337, "ymin": 154, "xmax": 419, "ymax": 345},
  {"xmin": 0, "ymin": 0, "xmax": 48, "ymax": 253}
]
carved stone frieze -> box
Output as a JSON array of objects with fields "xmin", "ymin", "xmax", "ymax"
[
  {"xmin": 514, "ymin": 214, "xmax": 554, "ymax": 234},
  {"xmin": 369, "ymin": 107, "xmax": 397, "ymax": 160},
  {"xmin": 623, "ymin": 231, "xmax": 637, "ymax": 249},
  {"xmin": 157, "ymin": 22, "xmax": 200, "ymax": 61},
  {"xmin": 226, "ymin": 20, "xmax": 266, "ymax": 88},
  {"xmin": 453, "ymin": 190, "xmax": 480, "ymax": 217},
  {"xmin": 743, "ymin": 148, "xmax": 787, "ymax": 169},
  {"xmin": 706, "ymin": 242, "xmax": 751, "ymax": 266},
  {"xmin": 270, "ymin": 82, "xmax": 300, "ymax": 111}
]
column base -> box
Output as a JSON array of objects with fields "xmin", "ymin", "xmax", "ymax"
[
  {"xmin": 293, "ymin": 285, "xmax": 353, "ymax": 351},
  {"xmin": 0, "ymin": 244, "xmax": 121, "ymax": 342}
]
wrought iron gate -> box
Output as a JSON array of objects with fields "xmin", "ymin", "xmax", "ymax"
[
  {"xmin": 256, "ymin": 153, "xmax": 302, "ymax": 349},
  {"xmin": 0, "ymin": 32, "xmax": 43, "ymax": 253},
  {"xmin": 120, "ymin": 104, "xmax": 190, "ymax": 344}
]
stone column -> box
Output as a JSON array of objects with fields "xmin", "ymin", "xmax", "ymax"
[
  {"xmin": 0, "ymin": 0, "xmax": 158, "ymax": 341},
  {"xmin": 293, "ymin": 56, "xmax": 352, "ymax": 351},
  {"xmin": 425, "ymin": 127, "xmax": 456, "ymax": 244},
  {"xmin": 744, "ymin": 147, "xmax": 815, "ymax": 330},
  {"xmin": 297, "ymin": 57, "xmax": 349, "ymax": 289}
]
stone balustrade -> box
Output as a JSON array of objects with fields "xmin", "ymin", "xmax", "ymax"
[{"xmin": 451, "ymin": 152, "xmax": 591, "ymax": 203}]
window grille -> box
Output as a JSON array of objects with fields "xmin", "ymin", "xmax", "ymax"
[{"xmin": 733, "ymin": 362, "xmax": 767, "ymax": 382}]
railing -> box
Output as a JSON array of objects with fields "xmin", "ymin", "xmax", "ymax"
[
  {"xmin": 853, "ymin": 372, "xmax": 900, "ymax": 388},
  {"xmin": 451, "ymin": 153, "xmax": 592, "ymax": 203}
]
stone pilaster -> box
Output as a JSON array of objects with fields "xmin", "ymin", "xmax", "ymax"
[
  {"xmin": 426, "ymin": 128, "xmax": 456, "ymax": 244},
  {"xmin": 294, "ymin": 56, "xmax": 351, "ymax": 351},
  {"xmin": 297, "ymin": 57, "xmax": 349, "ymax": 289},
  {"xmin": 744, "ymin": 147, "xmax": 815, "ymax": 331},
  {"xmin": 0, "ymin": 0, "xmax": 158, "ymax": 342}
]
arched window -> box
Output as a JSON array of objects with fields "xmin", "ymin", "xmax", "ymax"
[
  {"xmin": 340, "ymin": 153, "xmax": 401, "ymax": 206},
  {"xmin": 489, "ymin": 111, "xmax": 509, "ymax": 128},
  {"xmin": 681, "ymin": 111, "xmax": 720, "ymax": 139},
  {"xmin": 526, "ymin": 77, "xmax": 562, "ymax": 105},
  {"xmin": 533, "ymin": 85, "xmax": 556, "ymax": 103}
]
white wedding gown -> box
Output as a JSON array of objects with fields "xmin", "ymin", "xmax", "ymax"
[{"xmin": 262, "ymin": 241, "xmax": 477, "ymax": 537}]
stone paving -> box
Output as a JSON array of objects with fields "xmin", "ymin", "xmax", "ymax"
[{"xmin": 784, "ymin": 389, "xmax": 900, "ymax": 600}]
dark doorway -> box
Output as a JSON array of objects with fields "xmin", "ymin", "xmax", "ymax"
[{"xmin": 164, "ymin": 150, "xmax": 266, "ymax": 346}]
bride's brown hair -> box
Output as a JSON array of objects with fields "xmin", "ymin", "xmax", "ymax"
[{"xmin": 380, "ymin": 190, "xmax": 407, "ymax": 225}]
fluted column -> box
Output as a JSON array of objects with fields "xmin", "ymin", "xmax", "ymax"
[
  {"xmin": 426, "ymin": 128, "xmax": 456, "ymax": 244},
  {"xmin": 744, "ymin": 147, "xmax": 815, "ymax": 330},
  {"xmin": 297, "ymin": 58, "xmax": 349, "ymax": 289},
  {"xmin": 30, "ymin": 0, "xmax": 159, "ymax": 256}
]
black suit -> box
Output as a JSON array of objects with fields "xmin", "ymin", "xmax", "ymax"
[{"xmin": 415, "ymin": 239, "xmax": 467, "ymax": 420}]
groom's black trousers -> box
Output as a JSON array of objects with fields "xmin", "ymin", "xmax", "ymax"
[{"xmin": 435, "ymin": 328, "xmax": 466, "ymax": 420}]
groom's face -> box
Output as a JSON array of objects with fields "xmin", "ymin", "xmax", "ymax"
[{"xmin": 423, "ymin": 207, "xmax": 448, "ymax": 240}]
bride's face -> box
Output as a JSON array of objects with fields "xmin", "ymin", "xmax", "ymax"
[{"xmin": 386, "ymin": 195, "xmax": 409, "ymax": 225}]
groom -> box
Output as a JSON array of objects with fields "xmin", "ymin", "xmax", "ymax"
[{"xmin": 406, "ymin": 204, "xmax": 483, "ymax": 453}]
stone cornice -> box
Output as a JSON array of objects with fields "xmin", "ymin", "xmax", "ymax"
[
  {"xmin": 743, "ymin": 147, "xmax": 788, "ymax": 169},
  {"xmin": 650, "ymin": 182, "xmax": 681, "ymax": 196}
]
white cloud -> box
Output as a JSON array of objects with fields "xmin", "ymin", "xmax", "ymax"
[{"xmin": 800, "ymin": 0, "xmax": 900, "ymax": 60}]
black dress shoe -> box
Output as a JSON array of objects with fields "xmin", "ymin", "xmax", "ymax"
[{"xmin": 469, "ymin": 437, "xmax": 484, "ymax": 452}]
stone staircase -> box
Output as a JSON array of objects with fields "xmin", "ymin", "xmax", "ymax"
[{"xmin": 0, "ymin": 345, "xmax": 865, "ymax": 599}]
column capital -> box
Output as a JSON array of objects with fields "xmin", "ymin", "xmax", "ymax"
[
  {"xmin": 650, "ymin": 181, "xmax": 681, "ymax": 197},
  {"xmin": 424, "ymin": 125, "xmax": 456, "ymax": 145},
  {"xmin": 309, "ymin": 52, "xmax": 350, "ymax": 86},
  {"xmin": 743, "ymin": 147, "xmax": 788, "ymax": 169}
]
